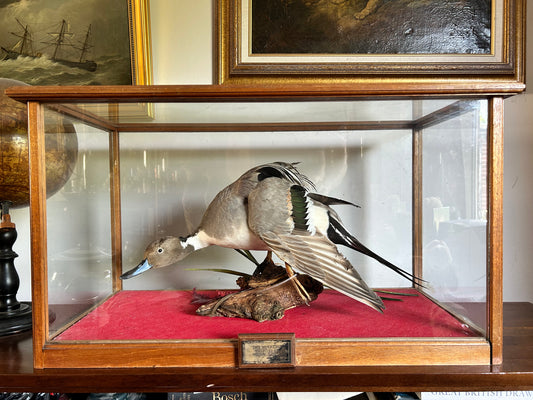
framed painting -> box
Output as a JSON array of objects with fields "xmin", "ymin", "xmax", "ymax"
[
  {"xmin": 0, "ymin": 0, "xmax": 152, "ymax": 86},
  {"xmin": 216, "ymin": 0, "xmax": 525, "ymax": 89}
]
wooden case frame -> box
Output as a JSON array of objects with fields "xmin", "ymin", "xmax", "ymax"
[{"xmin": 7, "ymin": 84, "xmax": 507, "ymax": 369}]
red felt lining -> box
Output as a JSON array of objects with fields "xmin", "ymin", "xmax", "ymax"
[{"xmin": 55, "ymin": 289, "xmax": 478, "ymax": 341}]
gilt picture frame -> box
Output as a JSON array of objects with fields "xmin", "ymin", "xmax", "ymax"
[
  {"xmin": 0, "ymin": 0, "xmax": 152, "ymax": 86},
  {"xmin": 215, "ymin": 0, "xmax": 524, "ymax": 88},
  {"xmin": 129, "ymin": 0, "xmax": 153, "ymax": 86}
]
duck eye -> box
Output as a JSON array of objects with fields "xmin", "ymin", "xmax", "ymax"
[{"xmin": 157, "ymin": 248, "xmax": 164, "ymax": 254}]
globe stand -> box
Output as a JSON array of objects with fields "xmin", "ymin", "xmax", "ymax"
[{"xmin": 0, "ymin": 201, "xmax": 32, "ymax": 336}]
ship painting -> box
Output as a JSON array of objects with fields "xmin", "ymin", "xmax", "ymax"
[{"xmin": 1, "ymin": 18, "xmax": 97, "ymax": 72}]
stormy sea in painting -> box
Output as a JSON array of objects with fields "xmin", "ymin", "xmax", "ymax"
[
  {"xmin": 0, "ymin": 54, "xmax": 132, "ymax": 86},
  {"xmin": 0, "ymin": 0, "xmax": 133, "ymax": 86},
  {"xmin": 252, "ymin": 0, "xmax": 491, "ymax": 55}
]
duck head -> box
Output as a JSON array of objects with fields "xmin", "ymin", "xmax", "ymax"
[{"xmin": 120, "ymin": 236, "xmax": 195, "ymax": 279}]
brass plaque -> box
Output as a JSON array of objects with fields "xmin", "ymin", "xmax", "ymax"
[{"xmin": 238, "ymin": 333, "xmax": 295, "ymax": 368}]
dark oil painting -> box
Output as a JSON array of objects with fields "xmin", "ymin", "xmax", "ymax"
[
  {"xmin": 0, "ymin": 0, "xmax": 132, "ymax": 85},
  {"xmin": 251, "ymin": 0, "xmax": 492, "ymax": 55}
]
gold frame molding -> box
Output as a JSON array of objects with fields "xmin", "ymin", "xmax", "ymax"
[
  {"xmin": 216, "ymin": 0, "xmax": 525, "ymax": 91},
  {"xmin": 128, "ymin": 0, "xmax": 153, "ymax": 86},
  {"xmin": 102, "ymin": 0, "xmax": 154, "ymax": 120}
]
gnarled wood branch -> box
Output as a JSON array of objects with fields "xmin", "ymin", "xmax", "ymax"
[{"xmin": 195, "ymin": 256, "xmax": 323, "ymax": 322}]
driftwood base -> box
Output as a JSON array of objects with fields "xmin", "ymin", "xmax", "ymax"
[{"xmin": 195, "ymin": 256, "xmax": 323, "ymax": 322}]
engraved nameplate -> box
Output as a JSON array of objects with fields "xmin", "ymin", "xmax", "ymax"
[{"xmin": 238, "ymin": 333, "xmax": 295, "ymax": 368}]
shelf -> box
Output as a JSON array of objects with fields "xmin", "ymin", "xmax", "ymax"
[{"xmin": 0, "ymin": 302, "xmax": 532, "ymax": 392}]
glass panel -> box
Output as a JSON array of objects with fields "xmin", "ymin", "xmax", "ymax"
[
  {"xmin": 77, "ymin": 100, "xmax": 417, "ymax": 124},
  {"xmin": 119, "ymin": 128, "xmax": 413, "ymax": 294},
  {"xmin": 42, "ymin": 97, "xmax": 490, "ymax": 343},
  {"xmin": 45, "ymin": 106, "xmax": 114, "ymax": 338},
  {"xmin": 422, "ymin": 99, "xmax": 488, "ymax": 333}
]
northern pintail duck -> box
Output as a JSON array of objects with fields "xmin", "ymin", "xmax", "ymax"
[{"xmin": 121, "ymin": 162, "xmax": 420, "ymax": 312}]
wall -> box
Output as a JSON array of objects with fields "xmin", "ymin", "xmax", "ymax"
[
  {"xmin": 502, "ymin": 4, "xmax": 533, "ymax": 302},
  {"xmin": 9, "ymin": 0, "xmax": 533, "ymax": 303},
  {"xmin": 150, "ymin": 1, "xmax": 212, "ymax": 84},
  {"xmin": 134, "ymin": 0, "xmax": 533, "ymax": 304}
]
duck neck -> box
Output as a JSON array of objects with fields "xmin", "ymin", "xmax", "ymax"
[{"xmin": 181, "ymin": 231, "xmax": 210, "ymax": 252}]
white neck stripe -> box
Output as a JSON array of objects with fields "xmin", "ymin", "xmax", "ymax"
[{"xmin": 184, "ymin": 234, "xmax": 206, "ymax": 251}]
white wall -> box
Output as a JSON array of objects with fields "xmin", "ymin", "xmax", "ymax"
[
  {"xmin": 143, "ymin": 0, "xmax": 533, "ymax": 304},
  {"xmin": 10, "ymin": 0, "xmax": 533, "ymax": 303},
  {"xmin": 502, "ymin": 6, "xmax": 533, "ymax": 303},
  {"xmin": 149, "ymin": 0, "xmax": 212, "ymax": 84}
]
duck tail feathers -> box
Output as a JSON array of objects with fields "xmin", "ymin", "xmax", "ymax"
[
  {"xmin": 327, "ymin": 214, "xmax": 424, "ymax": 286},
  {"xmin": 308, "ymin": 192, "xmax": 360, "ymax": 208}
]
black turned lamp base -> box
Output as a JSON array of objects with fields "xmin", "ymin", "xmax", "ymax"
[
  {"xmin": 0, "ymin": 301, "xmax": 32, "ymax": 336},
  {"xmin": 0, "ymin": 201, "xmax": 32, "ymax": 336}
]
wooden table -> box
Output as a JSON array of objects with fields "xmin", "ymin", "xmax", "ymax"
[{"xmin": 0, "ymin": 302, "xmax": 532, "ymax": 393}]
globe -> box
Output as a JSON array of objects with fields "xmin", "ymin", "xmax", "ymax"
[{"xmin": 0, "ymin": 78, "xmax": 78, "ymax": 208}]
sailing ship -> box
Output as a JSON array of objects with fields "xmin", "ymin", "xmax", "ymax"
[{"xmin": 1, "ymin": 19, "xmax": 97, "ymax": 72}]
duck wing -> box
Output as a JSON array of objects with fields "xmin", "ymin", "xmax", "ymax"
[
  {"xmin": 298, "ymin": 185, "xmax": 422, "ymax": 286},
  {"xmin": 234, "ymin": 162, "xmax": 315, "ymax": 198},
  {"xmin": 260, "ymin": 231, "xmax": 385, "ymax": 312},
  {"xmin": 248, "ymin": 178, "xmax": 385, "ymax": 312},
  {"xmin": 199, "ymin": 162, "xmax": 313, "ymax": 246}
]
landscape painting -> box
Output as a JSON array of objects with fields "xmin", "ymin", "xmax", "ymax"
[
  {"xmin": 0, "ymin": 0, "xmax": 134, "ymax": 85},
  {"xmin": 251, "ymin": 0, "xmax": 492, "ymax": 55}
]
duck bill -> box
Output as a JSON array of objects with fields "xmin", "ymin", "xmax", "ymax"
[{"xmin": 120, "ymin": 259, "xmax": 153, "ymax": 279}]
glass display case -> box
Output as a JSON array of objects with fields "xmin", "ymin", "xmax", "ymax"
[{"xmin": 7, "ymin": 85, "xmax": 504, "ymax": 369}]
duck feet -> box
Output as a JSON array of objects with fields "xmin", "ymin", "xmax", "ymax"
[{"xmin": 284, "ymin": 263, "xmax": 312, "ymax": 305}]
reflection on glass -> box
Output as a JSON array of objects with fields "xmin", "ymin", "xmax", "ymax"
[
  {"xmin": 422, "ymin": 100, "xmax": 488, "ymax": 332},
  {"xmin": 119, "ymin": 129, "xmax": 413, "ymax": 292},
  {"xmin": 38, "ymin": 98, "xmax": 491, "ymax": 342},
  {"xmin": 46, "ymin": 119, "xmax": 113, "ymax": 337}
]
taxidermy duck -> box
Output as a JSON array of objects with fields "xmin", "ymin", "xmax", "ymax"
[{"xmin": 121, "ymin": 162, "xmax": 421, "ymax": 312}]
